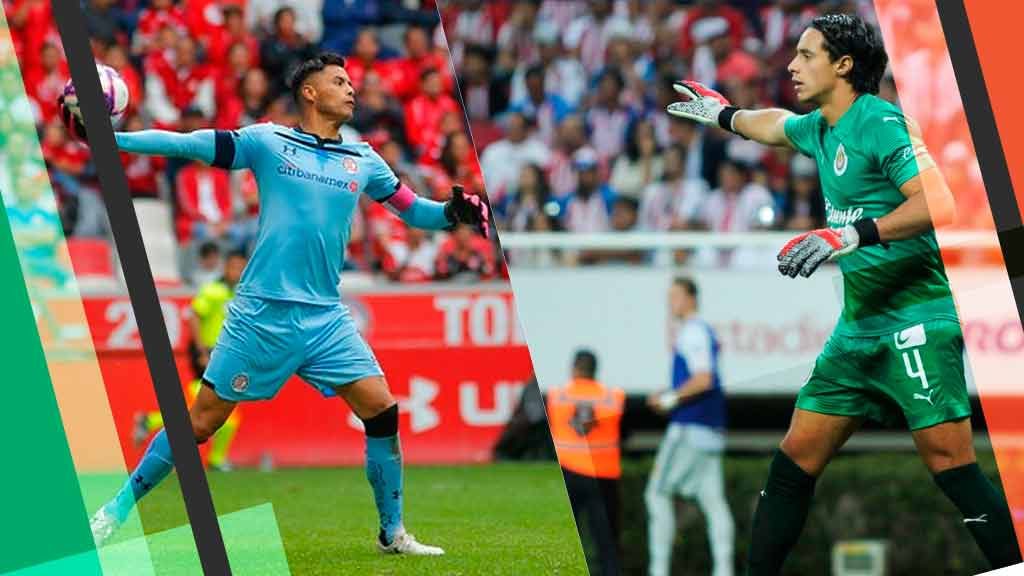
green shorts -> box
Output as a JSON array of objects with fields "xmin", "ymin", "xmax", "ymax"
[{"xmin": 796, "ymin": 319, "xmax": 971, "ymax": 430}]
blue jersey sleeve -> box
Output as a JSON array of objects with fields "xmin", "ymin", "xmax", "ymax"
[
  {"xmin": 114, "ymin": 124, "xmax": 269, "ymax": 170},
  {"xmin": 363, "ymin": 149, "xmax": 401, "ymax": 201}
]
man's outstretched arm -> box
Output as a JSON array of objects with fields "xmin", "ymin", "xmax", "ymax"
[
  {"xmin": 114, "ymin": 130, "xmax": 244, "ymax": 169},
  {"xmin": 667, "ymin": 81, "xmax": 796, "ymax": 148},
  {"xmin": 379, "ymin": 184, "xmax": 490, "ymax": 237}
]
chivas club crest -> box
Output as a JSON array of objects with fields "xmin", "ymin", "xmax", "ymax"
[{"xmin": 834, "ymin": 142, "xmax": 848, "ymax": 176}]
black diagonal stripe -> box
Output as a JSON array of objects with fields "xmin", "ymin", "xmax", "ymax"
[
  {"xmin": 937, "ymin": 0, "xmax": 1022, "ymax": 232},
  {"xmin": 50, "ymin": 4, "xmax": 232, "ymax": 574},
  {"xmin": 937, "ymin": 3, "xmax": 1024, "ymax": 301}
]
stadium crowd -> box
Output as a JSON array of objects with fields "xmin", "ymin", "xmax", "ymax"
[
  {"xmin": 442, "ymin": 0, "xmax": 990, "ymax": 267},
  {"xmin": 7, "ymin": 0, "xmax": 503, "ymax": 286}
]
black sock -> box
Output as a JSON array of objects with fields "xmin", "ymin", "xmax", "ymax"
[
  {"xmin": 934, "ymin": 462, "xmax": 1022, "ymax": 569},
  {"xmin": 746, "ymin": 450, "xmax": 817, "ymax": 576}
]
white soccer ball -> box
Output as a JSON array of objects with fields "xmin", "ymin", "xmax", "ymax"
[{"xmin": 61, "ymin": 63, "xmax": 130, "ymax": 130}]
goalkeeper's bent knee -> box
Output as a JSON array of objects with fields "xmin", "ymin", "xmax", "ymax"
[{"xmin": 362, "ymin": 403, "xmax": 399, "ymax": 438}]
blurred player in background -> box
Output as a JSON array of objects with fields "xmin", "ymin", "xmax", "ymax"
[
  {"xmin": 134, "ymin": 250, "xmax": 249, "ymax": 472},
  {"xmin": 82, "ymin": 52, "xmax": 490, "ymax": 556},
  {"xmin": 646, "ymin": 276, "xmax": 733, "ymax": 576},
  {"xmin": 547, "ymin": 349, "xmax": 625, "ymax": 576},
  {"xmin": 668, "ymin": 13, "xmax": 1021, "ymax": 574}
]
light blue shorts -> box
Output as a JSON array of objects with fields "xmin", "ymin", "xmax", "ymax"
[{"xmin": 204, "ymin": 295, "xmax": 382, "ymax": 402}]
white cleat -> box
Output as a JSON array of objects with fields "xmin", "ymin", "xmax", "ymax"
[
  {"xmin": 89, "ymin": 505, "xmax": 121, "ymax": 548},
  {"xmin": 377, "ymin": 528, "xmax": 445, "ymax": 556}
]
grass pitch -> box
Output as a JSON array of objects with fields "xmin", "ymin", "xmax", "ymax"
[{"xmin": 85, "ymin": 463, "xmax": 587, "ymax": 576}]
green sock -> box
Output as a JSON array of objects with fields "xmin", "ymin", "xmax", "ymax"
[
  {"xmin": 934, "ymin": 462, "xmax": 1022, "ymax": 569},
  {"xmin": 746, "ymin": 450, "xmax": 817, "ymax": 576}
]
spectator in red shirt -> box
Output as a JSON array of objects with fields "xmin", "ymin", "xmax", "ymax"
[
  {"xmin": 133, "ymin": 0, "xmax": 186, "ymax": 56},
  {"xmin": 345, "ymin": 29, "xmax": 393, "ymax": 94},
  {"xmin": 403, "ymin": 67, "xmax": 460, "ymax": 158},
  {"xmin": 425, "ymin": 131, "xmax": 484, "ymax": 201},
  {"xmin": 7, "ymin": 0, "xmax": 54, "ymax": 69},
  {"xmin": 23, "ymin": 41, "xmax": 67, "ymax": 124},
  {"xmin": 143, "ymin": 33, "xmax": 215, "ymax": 128},
  {"xmin": 391, "ymin": 26, "xmax": 453, "ymax": 101},
  {"xmin": 40, "ymin": 120, "xmax": 89, "ymax": 178},
  {"xmin": 677, "ymin": 0, "xmax": 747, "ymax": 59},
  {"xmin": 383, "ymin": 225, "xmax": 438, "ymax": 283},
  {"xmin": 213, "ymin": 42, "xmax": 256, "ymax": 128},
  {"xmin": 434, "ymin": 224, "xmax": 495, "ymax": 281},
  {"xmin": 206, "ymin": 4, "xmax": 259, "ymax": 70},
  {"xmin": 182, "ymin": 0, "xmax": 237, "ymax": 45},
  {"xmin": 174, "ymin": 160, "xmax": 238, "ymax": 247}
]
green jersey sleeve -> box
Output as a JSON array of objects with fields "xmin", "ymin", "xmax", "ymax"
[
  {"xmin": 870, "ymin": 113, "xmax": 934, "ymax": 189},
  {"xmin": 783, "ymin": 112, "xmax": 821, "ymax": 157}
]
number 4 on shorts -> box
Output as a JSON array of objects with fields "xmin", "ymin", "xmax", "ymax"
[{"xmin": 895, "ymin": 324, "xmax": 929, "ymax": 389}]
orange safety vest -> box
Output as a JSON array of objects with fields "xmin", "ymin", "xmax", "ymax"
[{"xmin": 546, "ymin": 378, "xmax": 625, "ymax": 479}]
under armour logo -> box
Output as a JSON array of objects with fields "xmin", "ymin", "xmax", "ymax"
[{"xmin": 282, "ymin": 144, "xmax": 298, "ymax": 156}]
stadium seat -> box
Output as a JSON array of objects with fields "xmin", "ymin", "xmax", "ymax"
[
  {"xmin": 133, "ymin": 198, "xmax": 182, "ymax": 285},
  {"xmin": 65, "ymin": 237, "xmax": 117, "ymax": 289}
]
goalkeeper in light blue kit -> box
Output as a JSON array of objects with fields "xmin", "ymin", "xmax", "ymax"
[{"xmin": 80, "ymin": 53, "xmax": 489, "ymax": 555}]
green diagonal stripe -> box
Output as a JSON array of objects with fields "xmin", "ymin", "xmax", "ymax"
[{"xmin": 0, "ymin": 187, "xmax": 101, "ymax": 574}]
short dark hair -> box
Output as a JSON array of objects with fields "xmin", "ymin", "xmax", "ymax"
[
  {"xmin": 809, "ymin": 14, "xmax": 888, "ymax": 95},
  {"xmin": 673, "ymin": 276, "xmax": 698, "ymax": 298},
  {"xmin": 572, "ymin": 349, "xmax": 598, "ymax": 378},
  {"xmin": 225, "ymin": 249, "xmax": 248, "ymax": 262},
  {"xmin": 273, "ymin": 6, "xmax": 295, "ymax": 28},
  {"xmin": 198, "ymin": 241, "xmax": 220, "ymax": 258},
  {"xmin": 288, "ymin": 52, "xmax": 347, "ymax": 106}
]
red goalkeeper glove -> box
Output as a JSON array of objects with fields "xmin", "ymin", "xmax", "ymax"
[{"xmin": 777, "ymin": 219, "xmax": 881, "ymax": 278}]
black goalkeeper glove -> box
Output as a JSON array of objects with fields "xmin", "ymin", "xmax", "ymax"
[
  {"xmin": 444, "ymin": 185, "xmax": 491, "ymax": 238},
  {"xmin": 58, "ymin": 94, "xmax": 88, "ymax": 141}
]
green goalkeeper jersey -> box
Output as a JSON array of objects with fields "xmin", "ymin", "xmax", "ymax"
[{"xmin": 784, "ymin": 94, "xmax": 958, "ymax": 336}]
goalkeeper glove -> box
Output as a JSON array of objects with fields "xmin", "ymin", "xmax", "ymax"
[
  {"xmin": 58, "ymin": 94, "xmax": 88, "ymax": 141},
  {"xmin": 444, "ymin": 185, "xmax": 491, "ymax": 239},
  {"xmin": 666, "ymin": 80, "xmax": 743, "ymax": 135},
  {"xmin": 776, "ymin": 219, "xmax": 881, "ymax": 278}
]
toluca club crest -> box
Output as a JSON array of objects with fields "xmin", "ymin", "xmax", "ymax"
[
  {"xmin": 231, "ymin": 373, "xmax": 249, "ymax": 393},
  {"xmin": 343, "ymin": 157, "xmax": 358, "ymax": 174}
]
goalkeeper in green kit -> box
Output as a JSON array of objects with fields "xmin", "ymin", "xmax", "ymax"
[{"xmin": 669, "ymin": 13, "xmax": 1020, "ymax": 575}]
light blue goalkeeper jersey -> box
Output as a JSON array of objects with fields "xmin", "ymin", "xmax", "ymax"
[
  {"xmin": 218, "ymin": 123, "xmax": 398, "ymax": 304},
  {"xmin": 117, "ymin": 122, "xmax": 451, "ymax": 304}
]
